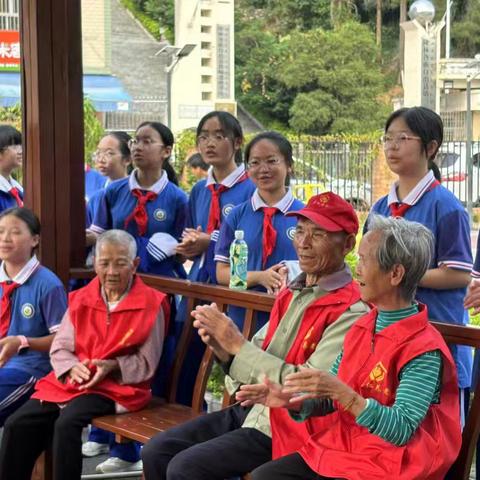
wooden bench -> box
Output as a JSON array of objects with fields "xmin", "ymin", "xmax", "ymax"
[{"xmin": 37, "ymin": 271, "xmax": 480, "ymax": 479}]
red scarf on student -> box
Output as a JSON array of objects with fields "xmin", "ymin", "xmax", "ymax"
[
  {"xmin": 389, "ymin": 180, "xmax": 440, "ymax": 217},
  {"xmin": 124, "ymin": 189, "xmax": 158, "ymax": 236},
  {"xmin": 206, "ymin": 172, "xmax": 249, "ymax": 233},
  {"xmin": 9, "ymin": 187, "xmax": 23, "ymax": 207},
  {"xmin": 0, "ymin": 281, "xmax": 20, "ymax": 337},
  {"xmin": 262, "ymin": 207, "xmax": 278, "ymax": 268}
]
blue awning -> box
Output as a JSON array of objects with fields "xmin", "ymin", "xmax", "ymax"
[{"xmin": 0, "ymin": 72, "xmax": 132, "ymax": 111}]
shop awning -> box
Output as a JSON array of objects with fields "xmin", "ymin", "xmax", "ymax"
[{"xmin": 0, "ymin": 72, "xmax": 132, "ymax": 111}]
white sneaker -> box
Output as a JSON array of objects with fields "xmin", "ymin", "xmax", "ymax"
[
  {"xmin": 81, "ymin": 441, "xmax": 109, "ymax": 457},
  {"xmin": 95, "ymin": 457, "xmax": 143, "ymax": 473}
]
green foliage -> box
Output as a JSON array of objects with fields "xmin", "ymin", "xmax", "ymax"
[
  {"xmin": 451, "ymin": 0, "xmax": 480, "ymax": 57},
  {"xmin": 207, "ymin": 362, "xmax": 225, "ymax": 400},
  {"xmin": 119, "ymin": 0, "xmax": 162, "ymax": 40},
  {"xmin": 174, "ymin": 128, "xmax": 197, "ymax": 173},
  {"xmin": 83, "ymin": 98, "xmax": 105, "ymax": 166},
  {"xmin": 0, "ymin": 104, "xmax": 21, "ymax": 130}
]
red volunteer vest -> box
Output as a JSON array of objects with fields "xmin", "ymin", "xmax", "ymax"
[
  {"xmin": 266, "ymin": 280, "xmax": 362, "ymax": 459},
  {"xmin": 292, "ymin": 304, "xmax": 461, "ymax": 480},
  {"xmin": 33, "ymin": 276, "xmax": 168, "ymax": 412}
]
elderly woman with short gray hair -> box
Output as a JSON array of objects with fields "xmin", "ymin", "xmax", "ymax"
[{"xmin": 238, "ymin": 216, "xmax": 462, "ymax": 480}]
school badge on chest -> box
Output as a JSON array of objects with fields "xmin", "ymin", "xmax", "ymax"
[
  {"xmin": 153, "ymin": 209, "xmax": 167, "ymax": 222},
  {"xmin": 287, "ymin": 226, "xmax": 296, "ymax": 240},
  {"xmin": 21, "ymin": 303, "xmax": 35, "ymax": 319},
  {"xmin": 222, "ymin": 204, "xmax": 234, "ymax": 217}
]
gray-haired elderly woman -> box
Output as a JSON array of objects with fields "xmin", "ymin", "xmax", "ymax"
[{"xmin": 237, "ymin": 216, "xmax": 462, "ymax": 480}]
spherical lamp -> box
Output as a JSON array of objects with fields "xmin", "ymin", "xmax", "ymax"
[{"xmin": 408, "ymin": 0, "xmax": 435, "ymax": 25}]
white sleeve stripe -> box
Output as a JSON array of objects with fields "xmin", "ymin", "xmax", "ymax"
[
  {"xmin": 88, "ymin": 224, "xmax": 105, "ymax": 235},
  {"xmin": 214, "ymin": 255, "xmax": 229, "ymax": 263},
  {"xmin": 146, "ymin": 243, "xmax": 167, "ymax": 261},
  {"xmin": 471, "ymin": 270, "xmax": 480, "ymax": 278},
  {"xmin": 438, "ymin": 260, "xmax": 473, "ymax": 271},
  {"xmin": 49, "ymin": 324, "xmax": 61, "ymax": 333}
]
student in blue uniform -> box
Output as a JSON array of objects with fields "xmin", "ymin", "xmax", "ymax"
[
  {"xmin": 88, "ymin": 121, "xmax": 187, "ymax": 277},
  {"xmin": 87, "ymin": 121, "xmax": 186, "ymax": 473},
  {"xmin": 175, "ymin": 112, "xmax": 255, "ymax": 404},
  {"xmin": 0, "ymin": 207, "xmax": 67, "ymax": 425},
  {"xmin": 86, "ymin": 131, "xmax": 131, "ymax": 228},
  {"xmin": 176, "ymin": 111, "xmax": 255, "ymax": 283},
  {"xmin": 215, "ymin": 131, "xmax": 304, "ymax": 329},
  {"xmin": 0, "ymin": 126, "xmax": 23, "ymax": 211},
  {"xmin": 365, "ymin": 106, "xmax": 473, "ymax": 414},
  {"xmin": 84, "ymin": 166, "xmax": 107, "ymax": 203}
]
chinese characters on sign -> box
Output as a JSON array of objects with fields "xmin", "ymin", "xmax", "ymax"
[
  {"xmin": 421, "ymin": 35, "xmax": 436, "ymax": 110},
  {"xmin": 0, "ymin": 30, "xmax": 20, "ymax": 71}
]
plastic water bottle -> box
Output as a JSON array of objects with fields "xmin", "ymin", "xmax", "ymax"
[{"xmin": 229, "ymin": 230, "xmax": 248, "ymax": 290}]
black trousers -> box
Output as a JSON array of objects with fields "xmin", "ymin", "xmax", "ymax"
[
  {"xmin": 251, "ymin": 453, "xmax": 342, "ymax": 480},
  {"xmin": 142, "ymin": 404, "xmax": 272, "ymax": 480},
  {"xmin": 0, "ymin": 394, "xmax": 115, "ymax": 480}
]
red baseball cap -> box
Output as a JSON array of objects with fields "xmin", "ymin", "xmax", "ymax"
[{"xmin": 286, "ymin": 191, "xmax": 359, "ymax": 235}]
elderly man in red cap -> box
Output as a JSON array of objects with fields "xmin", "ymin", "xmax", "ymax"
[{"xmin": 142, "ymin": 192, "xmax": 369, "ymax": 480}]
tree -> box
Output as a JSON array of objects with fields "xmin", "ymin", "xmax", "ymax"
[
  {"xmin": 451, "ymin": 0, "xmax": 480, "ymax": 57},
  {"xmin": 276, "ymin": 22, "xmax": 389, "ymax": 134}
]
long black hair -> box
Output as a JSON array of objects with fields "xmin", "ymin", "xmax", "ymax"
[
  {"xmin": 244, "ymin": 131, "xmax": 294, "ymax": 185},
  {"xmin": 0, "ymin": 125, "xmax": 21, "ymax": 151},
  {"xmin": 196, "ymin": 111, "xmax": 244, "ymax": 165},
  {"xmin": 136, "ymin": 121, "xmax": 178, "ymax": 185},
  {"xmin": 385, "ymin": 107, "xmax": 442, "ymax": 181}
]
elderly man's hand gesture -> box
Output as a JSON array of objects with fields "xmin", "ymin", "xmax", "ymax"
[
  {"xmin": 69, "ymin": 358, "xmax": 119, "ymax": 390},
  {"xmin": 192, "ymin": 303, "xmax": 246, "ymax": 362}
]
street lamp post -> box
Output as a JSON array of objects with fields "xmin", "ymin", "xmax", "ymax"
[{"xmin": 155, "ymin": 44, "xmax": 196, "ymax": 129}]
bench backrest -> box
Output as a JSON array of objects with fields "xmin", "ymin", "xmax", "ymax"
[{"xmin": 69, "ymin": 269, "xmax": 480, "ymax": 479}]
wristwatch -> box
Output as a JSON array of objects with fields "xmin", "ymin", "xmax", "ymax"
[{"xmin": 17, "ymin": 335, "xmax": 29, "ymax": 352}]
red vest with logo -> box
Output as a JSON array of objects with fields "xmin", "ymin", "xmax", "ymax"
[
  {"xmin": 266, "ymin": 280, "xmax": 362, "ymax": 459},
  {"xmin": 33, "ymin": 276, "xmax": 168, "ymax": 412},
  {"xmin": 294, "ymin": 304, "xmax": 461, "ymax": 480}
]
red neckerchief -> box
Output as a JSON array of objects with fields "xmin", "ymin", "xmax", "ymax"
[
  {"xmin": 207, "ymin": 184, "xmax": 228, "ymax": 233},
  {"xmin": 389, "ymin": 180, "xmax": 440, "ymax": 217},
  {"xmin": 124, "ymin": 189, "xmax": 158, "ymax": 236},
  {"xmin": 262, "ymin": 207, "xmax": 278, "ymax": 268},
  {"xmin": 0, "ymin": 281, "xmax": 20, "ymax": 337},
  {"xmin": 9, "ymin": 187, "xmax": 23, "ymax": 207},
  {"xmin": 206, "ymin": 172, "xmax": 248, "ymax": 233}
]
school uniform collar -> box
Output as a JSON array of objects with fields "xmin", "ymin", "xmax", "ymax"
[
  {"xmin": 128, "ymin": 169, "xmax": 168, "ymax": 195},
  {"xmin": 0, "ymin": 174, "xmax": 22, "ymax": 194},
  {"xmin": 251, "ymin": 189, "xmax": 295, "ymax": 214},
  {"xmin": 387, "ymin": 170, "xmax": 435, "ymax": 206},
  {"xmin": 205, "ymin": 164, "xmax": 247, "ymax": 188},
  {"xmin": 289, "ymin": 263, "xmax": 353, "ymax": 292},
  {"xmin": 0, "ymin": 255, "xmax": 40, "ymax": 284}
]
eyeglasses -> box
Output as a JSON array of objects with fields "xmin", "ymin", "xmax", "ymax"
[
  {"xmin": 128, "ymin": 138, "xmax": 165, "ymax": 149},
  {"xmin": 247, "ymin": 158, "xmax": 282, "ymax": 170},
  {"xmin": 197, "ymin": 133, "xmax": 227, "ymax": 145},
  {"xmin": 92, "ymin": 150, "xmax": 117, "ymax": 161},
  {"xmin": 381, "ymin": 133, "xmax": 422, "ymax": 147}
]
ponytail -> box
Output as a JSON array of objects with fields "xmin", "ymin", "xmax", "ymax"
[
  {"xmin": 163, "ymin": 159, "xmax": 179, "ymax": 185},
  {"xmin": 428, "ymin": 159, "xmax": 442, "ymax": 182}
]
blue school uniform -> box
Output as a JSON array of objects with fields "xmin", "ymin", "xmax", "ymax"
[
  {"xmin": 186, "ymin": 164, "xmax": 255, "ymax": 283},
  {"xmin": 0, "ymin": 175, "xmax": 23, "ymax": 212},
  {"xmin": 0, "ymin": 256, "xmax": 67, "ymax": 425},
  {"xmin": 90, "ymin": 170, "xmax": 188, "ymax": 277},
  {"xmin": 366, "ymin": 171, "xmax": 473, "ymax": 388},
  {"xmin": 85, "ymin": 167, "xmax": 107, "ymax": 202},
  {"xmin": 215, "ymin": 189, "xmax": 303, "ymax": 330}
]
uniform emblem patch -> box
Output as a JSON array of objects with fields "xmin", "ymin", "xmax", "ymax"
[
  {"xmin": 153, "ymin": 209, "xmax": 166, "ymax": 221},
  {"xmin": 222, "ymin": 204, "xmax": 234, "ymax": 217},
  {"xmin": 21, "ymin": 303, "xmax": 35, "ymax": 319},
  {"xmin": 287, "ymin": 226, "xmax": 296, "ymax": 240}
]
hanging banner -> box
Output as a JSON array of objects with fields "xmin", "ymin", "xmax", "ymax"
[{"xmin": 0, "ymin": 30, "xmax": 20, "ymax": 71}]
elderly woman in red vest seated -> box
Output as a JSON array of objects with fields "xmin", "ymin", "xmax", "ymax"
[
  {"xmin": 0, "ymin": 229, "xmax": 169, "ymax": 480},
  {"xmin": 237, "ymin": 215, "xmax": 461, "ymax": 480}
]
